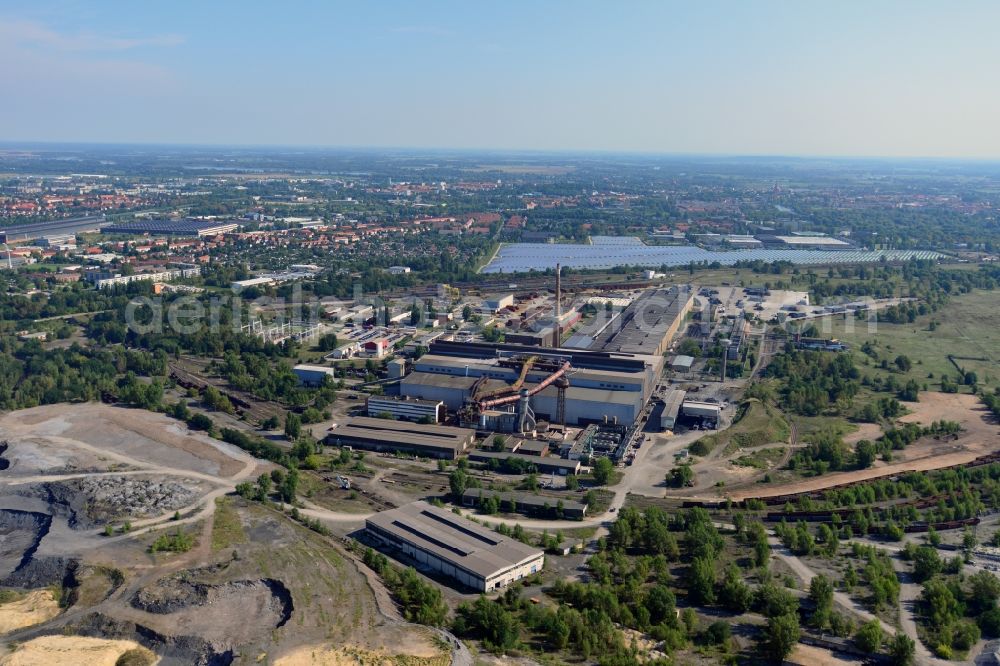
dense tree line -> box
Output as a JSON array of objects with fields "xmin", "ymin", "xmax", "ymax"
[
  {"xmin": 0, "ymin": 341, "xmax": 166, "ymax": 410},
  {"xmin": 362, "ymin": 548, "xmax": 448, "ymax": 626},
  {"xmin": 765, "ymin": 348, "xmax": 861, "ymax": 416}
]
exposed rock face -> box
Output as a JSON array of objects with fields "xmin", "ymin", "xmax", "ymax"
[
  {"xmin": 131, "ymin": 577, "xmax": 293, "ymax": 626},
  {"xmin": 0, "ymin": 509, "xmax": 54, "ymax": 584},
  {"xmin": 71, "ymin": 612, "xmax": 236, "ymax": 666}
]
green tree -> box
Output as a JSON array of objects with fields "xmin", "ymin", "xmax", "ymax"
[
  {"xmin": 757, "ymin": 581, "xmax": 799, "ymax": 618},
  {"xmin": 761, "ymin": 613, "xmax": 800, "ymax": 663},
  {"xmin": 255, "ymin": 473, "xmax": 272, "ymax": 500},
  {"xmin": 449, "ymin": 469, "xmax": 469, "ymax": 498},
  {"xmin": 855, "ymin": 439, "xmax": 877, "ymax": 469},
  {"xmin": 913, "ymin": 546, "xmax": 942, "ymax": 582},
  {"xmin": 809, "ymin": 574, "xmax": 834, "ymax": 629},
  {"xmin": 689, "ymin": 557, "xmax": 716, "ymax": 605},
  {"xmin": 720, "ymin": 564, "xmax": 753, "ymax": 612},
  {"xmin": 894, "ymin": 355, "xmax": 912, "ymax": 372},
  {"xmin": 968, "ymin": 570, "xmax": 1000, "ymax": 614},
  {"xmin": 454, "ymin": 595, "xmax": 519, "ymax": 654},
  {"xmin": 592, "ymin": 457, "xmax": 614, "ymax": 486},
  {"xmin": 284, "ymin": 412, "xmax": 302, "ymax": 440},
  {"xmin": 395, "ymin": 566, "xmax": 448, "ymax": 626},
  {"xmin": 668, "ymin": 464, "xmax": 694, "ymax": 487},
  {"xmin": 854, "ymin": 619, "xmax": 884, "ymax": 653},
  {"xmin": 888, "ymin": 633, "xmax": 915, "ymax": 666},
  {"xmin": 279, "ymin": 468, "xmax": 299, "ymax": 503},
  {"xmin": 644, "ymin": 584, "xmax": 677, "ymax": 624}
]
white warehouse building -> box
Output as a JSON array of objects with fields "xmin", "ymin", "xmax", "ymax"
[
  {"xmin": 366, "ymin": 395, "xmax": 443, "ymax": 423},
  {"xmin": 292, "ymin": 364, "xmax": 336, "ymax": 386},
  {"xmin": 365, "ymin": 501, "xmax": 545, "ymax": 591}
]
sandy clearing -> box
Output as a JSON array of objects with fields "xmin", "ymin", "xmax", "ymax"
[
  {"xmin": 274, "ymin": 645, "xmax": 448, "ymax": 666},
  {"xmin": 787, "ymin": 644, "xmax": 865, "ymax": 666},
  {"xmin": 0, "ymin": 403, "xmax": 247, "ymax": 478},
  {"xmin": 0, "ymin": 636, "xmax": 156, "ymax": 666},
  {"xmin": 0, "ymin": 590, "xmax": 60, "ymax": 635},
  {"xmin": 842, "ymin": 422, "xmax": 882, "ymax": 445},
  {"xmin": 898, "ymin": 392, "xmax": 995, "ymax": 435}
]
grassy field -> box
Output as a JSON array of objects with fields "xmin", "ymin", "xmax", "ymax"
[
  {"xmin": 788, "ymin": 408, "xmax": 863, "ymax": 439},
  {"xmin": 732, "ymin": 446, "xmax": 786, "ymax": 469},
  {"xmin": 211, "ymin": 497, "xmax": 247, "ymax": 551},
  {"xmin": 819, "ymin": 289, "xmax": 1000, "ymax": 391}
]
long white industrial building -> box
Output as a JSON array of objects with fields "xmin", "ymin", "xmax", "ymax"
[{"xmin": 365, "ymin": 501, "xmax": 544, "ymax": 591}]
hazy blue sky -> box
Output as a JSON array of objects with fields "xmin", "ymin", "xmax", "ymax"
[{"xmin": 2, "ymin": 1, "xmax": 999, "ymax": 157}]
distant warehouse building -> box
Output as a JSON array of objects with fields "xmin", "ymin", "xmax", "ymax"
[
  {"xmin": 660, "ymin": 389, "xmax": 687, "ymax": 430},
  {"xmin": 467, "ymin": 450, "xmax": 581, "ymax": 475},
  {"xmin": 365, "ymin": 501, "xmax": 545, "ymax": 591},
  {"xmin": 0, "ymin": 215, "xmax": 108, "ymax": 244},
  {"xmin": 483, "ymin": 294, "xmax": 515, "ymax": 312},
  {"xmin": 325, "ymin": 417, "xmax": 473, "ymax": 459},
  {"xmin": 293, "ymin": 364, "xmax": 336, "ymax": 386},
  {"xmin": 103, "ymin": 218, "xmax": 240, "ymax": 237},
  {"xmin": 461, "ymin": 489, "xmax": 587, "ymax": 519},
  {"xmin": 232, "ymin": 276, "xmax": 275, "ymax": 291},
  {"xmin": 681, "ymin": 400, "xmax": 722, "ymax": 427},
  {"xmin": 590, "ymin": 286, "xmax": 694, "ymax": 357},
  {"xmin": 366, "ymin": 395, "xmax": 443, "ymax": 423},
  {"xmin": 756, "ymin": 234, "xmax": 851, "ymax": 250},
  {"xmin": 505, "ymin": 327, "xmax": 556, "ymax": 347},
  {"xmin": 36, "ymin": 233, "xmax": 78, "ymax": 248},
  {"xmin": 669, "ymin": 355, "xmax": 695, "ymax": 372},
  {"xmin": 400, "ymin": 344, "xmax": 660, "ymax": 427},
  {"xmin": 86, "ymin": 264, "xmax": 200, "ymax": 289}
]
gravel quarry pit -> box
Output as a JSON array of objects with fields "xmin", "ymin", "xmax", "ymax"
[
  {"xmin": 129, "ymin": 575, "xmax": 293, "ymax": 649},
  {"xmin": 30, "ymin": 475, "xmax": 206, "ymax": 530}
]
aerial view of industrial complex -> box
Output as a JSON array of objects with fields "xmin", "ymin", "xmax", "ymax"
[{"xmin": 3, "ymin": 3, "xmax": 1000, "ymax": 666}]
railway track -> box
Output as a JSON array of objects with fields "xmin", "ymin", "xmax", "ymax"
[{"xmin": 168, "ymin": 361, "xmax": 285, "ymax": 425}]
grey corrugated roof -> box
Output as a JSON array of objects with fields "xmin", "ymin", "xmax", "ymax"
[
  {"xmin": 461, "ymin": 489, "xmax": 586, "ymax": 513},
  {"xmin": 468, "ymin": 450, "xmax": 581, "ymax": 471},
  {"xmin": 329, "ymin": 417, "xmax": 473, "ymax": 452},
  {"xmin": 366, "ymin": 501, "xmax": 543, "ymax": 580}
]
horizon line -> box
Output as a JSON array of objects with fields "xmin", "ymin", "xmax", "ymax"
[{"xmin": 2, "ymin": 139, "xmax": 1000, "ymax": 164}]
